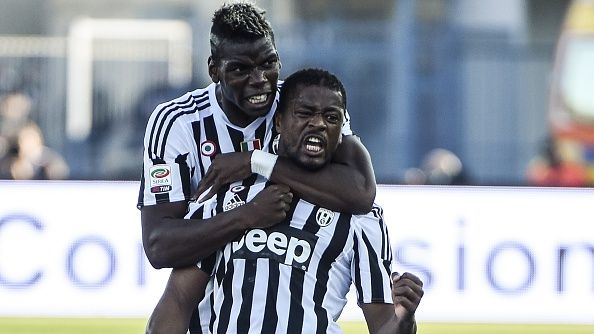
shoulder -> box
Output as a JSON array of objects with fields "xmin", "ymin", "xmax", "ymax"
[{"xmin": 149, "ymin": 85, "xmax": 213, "ymax": 121}]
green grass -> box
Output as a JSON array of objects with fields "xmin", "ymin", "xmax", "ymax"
[{"xmin": 1, "ymin": 318, "xmax": 593, "ymax": 334}]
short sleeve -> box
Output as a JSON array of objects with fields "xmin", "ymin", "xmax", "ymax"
[
  {"xmin": 352, "ymin": 205, "xmax": 393, "ymax": 305},
  {"xmin": 137, "ymin": 96, "xmax": 198, "ymax": 208},
  {"xmin": 341, "ymin": 108, "xmax": 353, "ymax": 136}
]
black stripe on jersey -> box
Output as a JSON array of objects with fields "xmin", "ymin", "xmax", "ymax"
[
  {"xmin": 149, "ymin": 91, "xmax": 208, "ymax": 160},
  {"xmin": 261, "ymin": 260, "xmax": 280, "ymax": 333},
  {"xmin": 175, "ymin": 153, "xmax": 192, "ymax": 200},
  {"xmin": 159, "ymin": 98, "xmax": 210, "ymax": 158},
  {"xmin": 137, "ymin": 165, "xmax": 146, "ymax": 208},
  {"xmin": 353, "ymin": 235, "xmax": 364, "ymax": 304},
  {"xmin": 216, "ymin": 260, "xmax": 235, "ymax": 334},
  {"xmin": 208, "ymin": 288, "xmax": 217, "ymax": 334},
  {"xmin": 304, "ymin": 205, "xmax": 322, "ymax": 234},
  {"xmin": 226, "ymin": 125, "xmax": 244, "ymax": 153},
  {"xmin": 189, "ymin": 204, "xmax": 204, "ymax": 219},
  {"xmin": 188, "ymin": 307, "xmax": 203, "ymax": 334},
  {"xmin": 203, "ymin": 115, "xmax": 219, "ymax": 161},
  {"xmin": 286, "ymin": 203, "xmax": 322, "ymax": 332},
  {"xmin": 215, "ymin": 184, "xmax": 229, "ymax": 214},
  {"xmin": 155, "ymin": 191, "xmax": 170, "ymax": 204},
  {"xmin": 314, "ymin": 213, "xmax": 352, "ymax": 334},
  {"xmin": 237, "ymin": 260, "xmax": 257, "ymax": 334},
  {"xmin": 191, "ymin": 121, "xmax": 206, "ymax": 178},
  {"xmin": 287, "ymin": 268, "xmax": 305, "ymax": 334},
  {"xmin": 362, "ymin": 231, "xmax": 386, "ymax": 302}
]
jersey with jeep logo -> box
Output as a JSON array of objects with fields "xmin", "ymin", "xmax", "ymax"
[
  {"xmin": 136, "ymin": 82, "xmax": 353, "ymax": 209},
  {"xmin": 188, "ymin": 181, "xmax": 393, "ymax": 334}
]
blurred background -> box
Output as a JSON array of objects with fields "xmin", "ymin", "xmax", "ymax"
[
  {"xmin": 1, "ymin": 1, "xmax": 594, "ymax": 333},
  {"xmin": 1, "ymin": 0, "xmax": 592, "ymax": 186}
]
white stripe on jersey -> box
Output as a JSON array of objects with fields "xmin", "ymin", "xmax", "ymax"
[{"xmin": 189, "ymin": 181, "xmax": 392, "ymax": 334}]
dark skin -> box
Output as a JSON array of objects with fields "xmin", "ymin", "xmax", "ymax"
[
  {"xmin": 146, "ymin": 85, "xmax": 421, "ymax": 334},
  {"xmin": 141, "ymin": 36, "xmax": 376, "ymax": 269}
]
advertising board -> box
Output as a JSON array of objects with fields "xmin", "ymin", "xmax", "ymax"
[{"xmin": 0, "ymin": 181, "xmax": 592, "ymax": 323}]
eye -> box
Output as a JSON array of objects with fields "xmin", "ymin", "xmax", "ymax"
[
  {"xmin": 325, "ymin": 113, "xmax": 341, "ymax": 124},
  {"xmin": 295, "ymin": 109, "xmax": 313, "ymax": 118},
  {"xmin": 228, "ymin": 64, "xmax": 249, "ymax": 73}
]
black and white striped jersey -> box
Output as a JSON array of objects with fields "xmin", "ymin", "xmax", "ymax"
[
  {"xmin": 137, "ymin": 82, "xmax": 279, "ymax": 208},
  {"xmin": 137, "ymin": 82, "xmax": 353, "ymax": 208},
  {"xmin": 189, "ymin": 181, "xmax": 393, "ymax": 334}
]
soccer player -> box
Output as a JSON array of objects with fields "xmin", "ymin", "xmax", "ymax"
[
  {"xmin": 138, "ymin": 3, "xmax": 376, "ymax": 271},
  {"xmin": 146, "ymin": 69, "xmax": 424, "ymax": 334}
]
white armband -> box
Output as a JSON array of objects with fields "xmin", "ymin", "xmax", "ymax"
[{"xmin": 251, "ymin": 150, "xmax": 278, "ymax": 179}]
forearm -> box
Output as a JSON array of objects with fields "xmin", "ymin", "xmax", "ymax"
[
  {"xmin": 269, "ymin": 156, "xmax": 374, "ymax": 213},
  {"xmin": 376, "ymin": 316, "xmax": 416, "ymax": 334},
  {"xmin": 270, "ymin": 135, "xmax": 375, "ymax": 214},
  {"xmin": 143, "ymin": 209, "xmax": 247, "ymax": 268}
]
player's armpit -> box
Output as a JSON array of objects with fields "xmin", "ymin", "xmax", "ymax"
[{"xmin": 146, "ymin": 266, "xmax": 209, "ymax": 334}]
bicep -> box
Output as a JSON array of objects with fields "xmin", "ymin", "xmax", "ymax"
[
  {"xmin": 141, "ymin": 201, "xmax": 189, "ymax": 233},
  {"xmin": 333, "ymin": 135, "xmax": 376, "ymax": 189}
]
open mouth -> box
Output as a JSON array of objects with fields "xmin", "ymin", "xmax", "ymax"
[
  {"xmin": 246, "ymin": 93, "xmax": 269, "ymax": 105},
  {"xmin": 304, "ymin": 135, "xmax": 325, "ymax": 154}
]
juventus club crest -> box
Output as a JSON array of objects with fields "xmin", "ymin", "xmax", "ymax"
[{"xmin": 316, "ymin": 208, "xmax": 335, "ymax": 227}]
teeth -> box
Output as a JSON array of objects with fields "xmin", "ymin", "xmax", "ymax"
[
  {"xmin": 308, "ymin": 137, "xmax": 321, "ymax": 143},
  {"xmin": 306, "ymin": 144, "xmax": 321, "ymax": 152},
  {"xmin": 248, "ymin": 94, "xmax": 267, "ymax": 104}
]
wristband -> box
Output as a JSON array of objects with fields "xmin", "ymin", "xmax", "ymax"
[{"xmin": 251, "ymin": 150, "xmax": 278, "ymax": 179}]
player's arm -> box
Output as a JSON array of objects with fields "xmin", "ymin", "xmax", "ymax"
[
  {"xmin": 196, "ymin": 134, "xmax": 376, "ymax": 214},
  {"xmin": 142, "ymin": 185, "xmax": 292, "ymax": 268},
  {"xmin": 270, "ymin": 134, "xmax": 375, "ymax": 213},
  {"xmin": 360, "ymin": 272, "xmax": 423, "ymax": 334},
  {"xmin": 145, "ymin": 266, "xmax": 209, "ymax": 334}
]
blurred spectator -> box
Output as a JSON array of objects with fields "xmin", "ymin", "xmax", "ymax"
[
  {"xmin": 3, "ymin": 122, "xmax": 69, "ymax": 180},
  {"xmin": 0, "ymin": 92, "xmax": 32, "ymax": 140},
  {"xmin": 404, "ymin": 148, "xmax": 470, "ymax": 185},
  {"xmin": 0, "ymin": 92, "xmax": 69, "ymax": 180},
  {"xmin": 526, "ymin": 137, "xmax": 587, "ymax": 187}
]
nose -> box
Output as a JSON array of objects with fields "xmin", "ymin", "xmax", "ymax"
[
  {"xmin": 308, "ymin": 112, "xmax": 327, "ymax": 129},
  {"xmin": 249, "ymin": 67, "xmax": 267, "ymax": 86}
]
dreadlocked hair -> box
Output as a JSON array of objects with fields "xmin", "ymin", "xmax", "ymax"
[{"xmin": 210, "ymin": 2, "xmax": 275, "ymax": 60}]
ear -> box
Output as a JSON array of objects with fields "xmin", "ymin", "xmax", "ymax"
[{"xmin": 208, "ymin": 56, "xmax": 219, "ymax": 83}]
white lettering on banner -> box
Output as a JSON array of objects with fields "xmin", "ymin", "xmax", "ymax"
[{"xmin": 0, "ymin": 181, "xmax": 593, "ymax": 324}]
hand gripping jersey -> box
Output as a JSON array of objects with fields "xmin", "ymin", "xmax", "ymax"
[
  {"xmin": 137, "ymin": 82, "xmax": 353, "ymax": 208},
  {"xmin": 190, "ymin": 180, "xmax": 393, "ymax": 334}
]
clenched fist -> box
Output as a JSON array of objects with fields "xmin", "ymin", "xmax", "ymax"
[{"xmin": 240, "ymin": 184, "xmax": 293, "ymax": 229}]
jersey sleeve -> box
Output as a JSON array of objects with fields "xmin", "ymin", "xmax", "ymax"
[
  {"xmin": 352, "ymin": 205, "xmax": 393, "ymax": 305},
  {"xmin": 137, "ymin": 97, "xmax": 198, "ymax": 208},
  {"xmin": 341, "ymin": 108, "xmax": 353, "ymax": 136}
]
